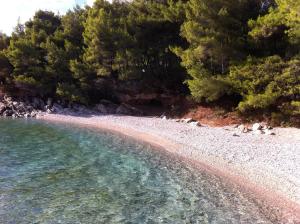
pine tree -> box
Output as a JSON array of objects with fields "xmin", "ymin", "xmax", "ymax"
[
  {"xmin": 173, "ymin": 0, "xmax": 261, "ymax": 102},
  {"xmin": 6, "ymin": 11, "xmax": 61, "ymax": 96}
]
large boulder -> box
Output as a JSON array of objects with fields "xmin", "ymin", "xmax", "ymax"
[
  {"xmin": 26, "ymin": 105, "xmax": 34, "ymax": 112},
  {"xmin": 94, "ymin": 104, "xmax": 108, "ymax": 114},
  {"xmin": 0, "ymin": 102, "xmax": 6, "ymax": 114},
  {"xmin": 30, "ymin": 111, "xmax": 40, "ymax": 118},
  {"xmin": 72, "ymin": 103, "xmax": 90, "ymax": 114},
  {"xmin": 3, "ymin": 109, "xmax": 13, "ymax": 117},
  {"xmin": 47, "ymin": 98, "xmax": 53, "ymax": 107},
  {"xmin": 46, "ymin": 109, "xmax": 53, "ymax": 114},
  {"xmin": 32, "ymin": 97, "xmax": 45, "ymax": 110},
  {"xmin": 52, "ymin": 103, "xmax": 64, "ymax": 113},
  {"xmin": 24, "ymin": 113, "xmax": 31, "ymax": 118},
  {"xmin": 116, "ymin": 103, "xmax": 143, "ymax": 116},
  {"xmin": 3, "ymin": 95, "xmax": 13, "ymax": 104},
  {"xmin": 97, "ymin": 100, "xmax": 118, "ymax": 114},
  {"xmin": 13, "ymin": 102, "xmax": 27, "ymax": 113},
  {"xmin": 0, "ymin": 97, "xmax": 44, "ymax": 118}
]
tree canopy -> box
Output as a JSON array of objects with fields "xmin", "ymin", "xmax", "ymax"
[{"xmin": 0, "ymin": 0, "xmax": 299, "ymax": 122}]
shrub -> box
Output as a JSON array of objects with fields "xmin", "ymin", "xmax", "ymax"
[
  {"xmin": 56, "ymin": 83, "xmax": 87, "ymax": 104},
  {"xmin": 228, "ymin": 55, "xmax": 300, "ymax": 115},
  {"xmin": 186, "ymin": 76, "xmax": 233, "ymax": 103}
]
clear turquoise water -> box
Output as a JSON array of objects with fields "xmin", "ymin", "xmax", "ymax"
[{"xmin": 0, "ymin": 119, "xmax": 276, "ymax": 223}]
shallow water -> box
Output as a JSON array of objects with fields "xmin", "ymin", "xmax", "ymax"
[{"xmin": 0, "ymin": 119, "xmax": 276, "ymax": 223}]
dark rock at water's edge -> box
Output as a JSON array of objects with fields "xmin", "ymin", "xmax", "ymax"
[
  {"xmin": 93, "ymin": 100, "xmax": 144, "ymax": 116},
  {"xmin": 116, "ymin": 103, "xmax": 144, "ymax": 116},
  {"xmin": 0, "ymin": 95, "xmax": 46, "ymax": 118},
  {"xmin": 0, "ymin": 95, "xmax": 145, "ymax": 118},
  {"xmin": 94, "ymin": 99, "xmax": 119, "ymax": 114}
]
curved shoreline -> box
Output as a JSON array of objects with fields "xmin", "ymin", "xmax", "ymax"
[{"xmin": 38, "ymin": 113, "xmax": 300, "ymax": 222}]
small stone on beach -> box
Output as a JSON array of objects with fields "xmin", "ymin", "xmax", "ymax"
[
  {"xmin": 252, "ymin": 123, "xmax": 263, "ymax": 131},
  {"xmin": 265, "ymin": 130, "xmax": 276, "ymax": 135}
]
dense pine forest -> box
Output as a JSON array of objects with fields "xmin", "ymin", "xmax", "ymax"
[{"xmin": 0, "ymin": 0, "xmax": 299, "ymax": 124}]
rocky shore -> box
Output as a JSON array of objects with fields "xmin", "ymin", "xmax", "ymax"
[
  {"xmin": 1, "ymin": 95, "xmax": 299, "ymax": 221},
  {"xmin": 0, "ymin": 93, "xmax": 277, "ymax": 137},
  {"xmin": 0, "ymin": 95, "xmax": 144, "ymax": 118},
  {"xmin": 0, "ymin": 95, "xmax": 44, "ymax": 118}
]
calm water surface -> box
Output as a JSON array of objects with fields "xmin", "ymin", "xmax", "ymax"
[{"xmin": 0, "ymin": 119, "xmax": 276, "ymax": 223}]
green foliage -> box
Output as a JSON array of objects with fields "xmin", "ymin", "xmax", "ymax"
[
  {"xmin": 1, "ymin": 0, "xmax": 299, "ymax": 123},
  {"xmin": 7, "ymin": 37, "xmax": 52, "ymax": 95},
  {"xmin": 228, "ymin": 56, "xmax": 300, "ymax": 114},
  {"xmin": 5, "ymin": 10, "xmax": 63, "ymax": 96},
  {"xmin": 46, "ymin": 7, "xmax": 89, "ymax": 102},
  {"xmin": 186, "ymin": 76, "xmax": 233, "ymax": 102},
  {"xmin": 81, "ymin": 0, "xmax": 186, "ymax": 90},
  {"xmin": 69, "ymin": 59, "xmax": 96, "ymax": 96},
  {"xmin": 250, "ymin": 0, "xmax": 300, "ymax": 42},
  {"xmin": 173, "ymin": 0, "xmax": 263, "ymax": 104},
  {"xmin": 3, "ymin": 1, "xmax": 187, "ymax": 101},
  {"xmin": 56, "ymin": 83, "xmax": 87, "ymax": 104},
  {"xmin": 25, "ymin": 10, "xmax": 61, "ymax": 45},
  {"xmin": 176, "ymin": 0, "xmax": 261, "ymax": 75},
  {"xmin": 290, "ymin": 101, "xmax": 300, "ymax": 115},
  {"xmin": 5, "ymin": 8, "xmax": 88, "ymax": 98},
  {"xmin": 0, "ymin": 51, "xmax": 13, "ymax": 85},
  {"xmin": 172, "ymin": 0, "xmax": 299, "ymax": 122},
  {"xmin": 0, "ymin": 32, "xmax": 10, "ymax": 51},
  {"xmin": 83, "ymin": 0, "xmax": 120, "ymax": 77},
  {"xmin": 249, "ymin": 0, "xmax": 300, "ymax": 56}
]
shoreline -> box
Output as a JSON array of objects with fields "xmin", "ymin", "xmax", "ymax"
[{"xmin": 38, "ymin": 113, "xmax": 300, "ymax": 222}]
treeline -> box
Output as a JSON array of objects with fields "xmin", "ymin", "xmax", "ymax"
[{"xmin": 0, "ymin": 0, "xmax": 299, "ymax": 121}]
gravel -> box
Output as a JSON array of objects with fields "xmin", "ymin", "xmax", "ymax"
[{"xmin": 39, "ymin": 113, "xmax": 300, "ymax": 205}]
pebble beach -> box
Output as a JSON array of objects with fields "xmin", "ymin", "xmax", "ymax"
[{"xmin": 38, "ymin": 112, "xmax": 300, "ymax": 222}]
